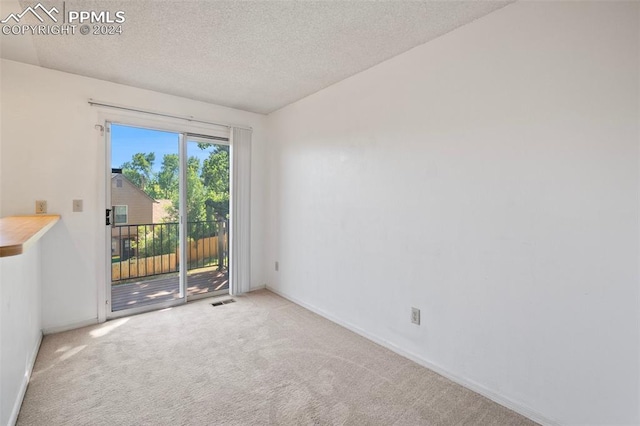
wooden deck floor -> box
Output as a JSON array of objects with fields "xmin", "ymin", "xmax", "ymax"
[{"xmin": 111, "ymin": 267, "xmax": 229, "ymax": 312}]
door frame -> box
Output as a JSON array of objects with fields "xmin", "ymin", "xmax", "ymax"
[{"xmin": 97, "ymin": 110, "xmax": 232, "ymax": 321}]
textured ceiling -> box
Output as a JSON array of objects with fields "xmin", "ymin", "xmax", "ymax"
[{"xmin": 0, "ymin": 1, "xmax": 511, "ymax": 114}]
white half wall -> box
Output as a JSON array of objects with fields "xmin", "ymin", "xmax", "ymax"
[
  {"xmin": 0, "ymin": 60, "xmax": 268, "ymax": 331},
  {"xmin": 266, "ymin": 2, "xmax": 639, "ymax": 425},
  {"xmin": 0, "ymin": 245, "xmax": 42, "ymax": 426}
]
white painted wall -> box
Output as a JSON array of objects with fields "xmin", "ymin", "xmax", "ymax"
[
  {"xmin": 0, "ymin": 60, "xmax": 268, "ymax": 331},
  {"xmin": 0, "ymin": 244, "xmax": 43, "ymax": 426},
  {"xmin": 266, "ymin": 2, "xmax": 639, "ymax": 425}
]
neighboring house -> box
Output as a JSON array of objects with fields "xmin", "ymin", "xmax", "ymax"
[
  {"xmin": 111, "ymin": 173, "xmax": 157, "ymax": 260},
  {"xmin": 153, "ymin": 199, "xmax": 173, "ymax": 224}
]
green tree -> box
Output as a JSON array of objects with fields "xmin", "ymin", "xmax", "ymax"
[
  {"xmin": 134, "ymin": 223, "xmax": 179, "ymax": 258},
  {"xmin": 186, "ymin": 156, "xmax": 206, "ymax": 223},
  {"xmin": 121, "ymin": 152, "xmax": 156, "ymax": 194},
  {"xmin": 167, "ymin": 156, "xmax": 207, "ymax": 232},
  {"xmin": 121, "ymin": 144, "xmax": 230, "ymax": 255},
  {"xmin": 201, "ymin": 145, "xmax": 230, "ymax": 219},
  {"xmin": 126, "ymin": 144, "xmax": 230, "ymax": 270},
  {"xmin": 157, "ymin": 154, "xmax": 179, "ymax": 199}
]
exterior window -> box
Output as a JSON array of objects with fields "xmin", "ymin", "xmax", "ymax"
[{"xmin": 114, "ymin": 205, "xmax": 128, "ymax": 224}]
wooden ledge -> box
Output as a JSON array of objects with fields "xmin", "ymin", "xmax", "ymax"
[{"xmin": 0, "ymin": 215, "xmax": 60, "ymax": 257}]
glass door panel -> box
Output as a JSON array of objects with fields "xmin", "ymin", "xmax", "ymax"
[
  {"xmin": 109, "ymin": 124, "xmax": 183, "ymax": 313},
  {"xmin": 185, "ymin": 137, "xmax": 230, "ymax": 298}
]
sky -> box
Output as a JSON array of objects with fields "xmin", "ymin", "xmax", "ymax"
[{"xmin": 110, "ymin": 124, "xmax": 215, "ymax": 172}]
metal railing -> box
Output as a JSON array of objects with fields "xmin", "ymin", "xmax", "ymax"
[{"xmin": 111, "ymin": 219, "xmax": 228, "ymax": 283}]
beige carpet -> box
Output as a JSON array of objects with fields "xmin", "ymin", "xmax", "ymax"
[{"xmin": 18, "ymin": 290, "xmax": 538, "ymax": 425}]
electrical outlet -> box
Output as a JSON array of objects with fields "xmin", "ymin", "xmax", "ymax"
[
  {"xmin": 35, "ymin": 200, "xmax": 47, "ymax": 214},
  {"xmin": 275, "ymin": 261, "xmax": 279, "ymax": 272},
  {"xmin": 411, "ymin": 307, "xmax": 420, "ymax": 325},
  {"xmin": 72, "ymin": 199, "xmax": 83, "ymax": 212}
]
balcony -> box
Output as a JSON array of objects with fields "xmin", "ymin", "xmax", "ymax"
[{"xmin": 111, "ymin": 220, "xmax": 228, "ymax": 311}]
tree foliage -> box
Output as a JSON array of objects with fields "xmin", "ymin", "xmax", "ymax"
[
  {"xmin": 121, "ymin": 152, "xmax": 155, "ymax": 192},
  {"xmin": 202, "ymin": 145, "xmax": 230, "ymax": 219},
  {"xmin": 134, "ymin": 223, "xmax": 179, "ymax": 258},
  {"xmin": 120, "ymin": 144, "xmax": 230, "ymax": 242},
  {"xmin": 156, "ymin": 154, "xmax": 179, "ymax": 199}
]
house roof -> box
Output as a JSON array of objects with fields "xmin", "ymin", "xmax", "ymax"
[{"xmin": 111, "ymin": 173, "xmax": 158, "ymax": 203}]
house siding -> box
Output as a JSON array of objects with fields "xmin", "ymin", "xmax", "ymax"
[
  {"xmin": 110, "ymin": 174, "xmax": 156, "ymax": 259},
  {"xmin": 111, "ymin": 175, "xmax": 154, "ymax": 225}
]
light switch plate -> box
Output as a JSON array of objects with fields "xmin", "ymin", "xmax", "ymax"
[{"xmin": 73, "ymin": 199, "xmax": 83, "ymax": 212}]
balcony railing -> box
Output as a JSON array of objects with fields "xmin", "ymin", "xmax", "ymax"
[{"xmin": 111, "ymin": 220, "xmax": 228, "ymax": 283}]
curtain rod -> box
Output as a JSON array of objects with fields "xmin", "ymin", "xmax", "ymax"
[{"xmin": 88, "ymin": 99, "xmax": 253, "ymax": 131}]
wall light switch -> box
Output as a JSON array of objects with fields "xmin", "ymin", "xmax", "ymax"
[
  {"xmin": 73, "ymin": 199, "xmax": 83, "ymax": 212},
  {"xmin": 35, "ymin": 200, "xmax": 47, "ymax": 214},
  {"xmin": 411, "ymin": 307, "xmax": 421, "ymax": 325}
]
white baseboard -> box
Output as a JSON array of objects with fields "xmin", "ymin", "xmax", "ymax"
[
  {"xmin": 42, "ymin": 318, "xmax": 98, "ymax": 335},
  {"xmin": 8, "ymin": 332, "xmax": 42, "ymax": 426},
  {"xmin": 266, "ymin": 285, "xmax": 560, "ymax": 426}
]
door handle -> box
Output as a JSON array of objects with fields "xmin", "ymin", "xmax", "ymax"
[{"xmin": 106, "ymin": 208, "xmax": 112, "ymax": 226}]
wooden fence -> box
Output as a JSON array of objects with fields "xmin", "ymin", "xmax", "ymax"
[
  {"xmin": 112, "ymin": 253, "xmax": 178, "ymax": 281},
  {"xmin": 184, "ymin": 235, "xmax": 227, "ymax": 263},
  {"xmin": 112, "ymin": 235, "xmax": 227, "ymax": 282}
]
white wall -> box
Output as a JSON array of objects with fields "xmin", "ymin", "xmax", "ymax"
[
  {"xmin": 266, "ymin": 2, "xmax": 639, "ymax": 425},
  {"xmin": 0, "ymin": 60, "xmax": 268, "ymax": 331},
  {"xmin": 0, "ymin": 244, "xmax": 42, "ymax": 426}
]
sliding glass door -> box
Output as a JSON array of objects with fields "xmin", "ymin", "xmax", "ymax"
[{"xmin": 107, "ymin": 123, "xmax": 230, "ymax": 317}]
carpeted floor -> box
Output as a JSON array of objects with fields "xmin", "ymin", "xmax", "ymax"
[{"xmin": 18, "ymin": 290, "xmax": 538, "ymax": 425}]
